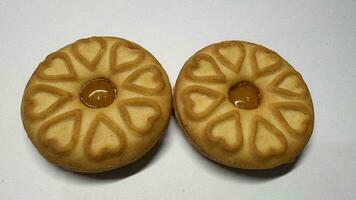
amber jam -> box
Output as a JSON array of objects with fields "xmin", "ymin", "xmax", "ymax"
[
  {"xmin": 228, "ymin": 81, "xmax": 261, "ymax": 110},
  {"xmin": 80, "ymin": 78, "xmax": 117, "ymax": 108}
]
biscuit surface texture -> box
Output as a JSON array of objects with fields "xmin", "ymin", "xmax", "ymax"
[
  {"xmin": 22, "ymin": 36, "xmax": 172, "ymax": 173},
  {"xmin": 174, "ymin": 41, "xmax": 314, "ymax": 169}
]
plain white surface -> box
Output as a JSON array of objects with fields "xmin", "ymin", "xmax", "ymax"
[{"xmin": 1, "ymin": 0, "xmax": 356, "ymax": 199}]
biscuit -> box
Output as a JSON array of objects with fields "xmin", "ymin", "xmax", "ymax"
[
  {"xmin": 174, "ymin": 41, "xmax": 314, "ymax": 169},
  {"xmin": 21, "ymin": 36, "xmax": 172, "ymax": 173}
]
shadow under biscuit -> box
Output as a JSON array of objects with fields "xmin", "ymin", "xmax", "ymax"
[
  {"xmin": 76, "ymin": 117, "xmax": 176, "ymax": 181},
  {"xmin": 233, "ymin": 136, "xmax": 314, "ymax": 178},
  {"xmin": 211, "ymin": 153, "xmax": 299, "ymax": 179},
  {"xmin": 77, "ymin": 137, "xmax": 166, "ymax": 181},
  {"xmin": 45, "ymin": 126, "xmax": 170, "ymax": 183},
  {"xmin": 174, "ymin": 114, "xmax": 315, "ymax": 182}
]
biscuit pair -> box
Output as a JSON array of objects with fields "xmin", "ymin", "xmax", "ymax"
[{"xmin": 21, "ymin": 36, "xmax": 314, "ymax": 173}]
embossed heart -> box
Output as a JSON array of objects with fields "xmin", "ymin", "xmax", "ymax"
[
  {"xmin": 205, "ymin": 111, "xmax": 243, "ymax": 152},
  {"xmin": 71, "ymin": 37, "xmax": 107, "ymax": 71},
  {"xmin": 252, "ymin": 47, "xmax": 282, "ymax": 77},
  {"xmin": 214, "ymin": 41, "xmax": 246, "ymax": 73},
  {"xmin": 267, "ymin": 70, "xmax": 308, "ymax": 98},
  {"xmin": 38, "ymin": 109, "xmax": 82, "ymax": 154},
  {"xmin": 37, "ymin": 52, "xmax": 77, "ymax": 81},
  {"xmin": 84, "ymin": 113, "xmax": 126, "ymax": 161},
  {"xmin": 118, "ymin": 98, "xmax": 161, "ymax": 134},
  {"xmin": 110, "ymin": 40, "xmax": 145, "ymax": 73},
  {"xmin": 270, "ymin": 102, "xmax": 311, "ymax": 136},
  {"xmin": 181, "ymin": 85, "xmax": 224, "ymax": 120},
  {"xmin": 250, "ymin": 115, "xmax": 287, "ymax": 159},
  {"xmin": 123, "ymin": 65, "xmax": 165, "ymax": 95},
  {"xmin": 185, "ymin": 54, "xmax": 225, "ymax": 83},
  {"xmin": 23, "ymin": 85, "xmax": 72, "ymax": 120}
]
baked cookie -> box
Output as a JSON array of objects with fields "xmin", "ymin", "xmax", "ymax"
[
  {"xmin": 21, "ymin": 36, "xmax": 172, "ymax": 173},
  {"xmin": 174, "ymin": 41, "xmax": 314, "ymax": 169}
]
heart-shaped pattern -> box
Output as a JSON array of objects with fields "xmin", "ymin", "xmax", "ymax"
[
  {"xmin": 37, "ymin": 52, "xmax": 77, "ymax": 81},
  {"xmin": 267, "ymin": 70, "xmax": 308, "ymax": 98},
  {"xmin": 184, "ymin": 54, "xmax": 225, "ymax": 83},
  {"xmin": 205, "ymin": 111, "xmax": 243, "ymax": 152},
  {"xmin": 122, "ymin": 65, "xmax": 165, "ymax": 95},
  {"xmin": 118, "ymin": 98, "xmax": 161, "ymax": 134},
  {"xmin": 270, "ymin": 102, "xmax": 312, "ymax": 136},
  {"xmin": 181, "ymin": 85, "xmax": 224, "ymax": 120},
  {"xmin": 38, "ymin": 109, "xmax": 82, "ymax": 155},
  {"xmin": 249, "ymin": 115, "xmax": 288, "ymax": 159},
  {"xmin": 110, "ymin": 40, "xmax": 145, "ymax": 73},
  {"xmin": 71, "ymin": 37, "xmax": 107, "ymax": 71},
  {"xmin": 251, "ymin": 46, "xmax": 282, "ymax": 77},
  {"xmin": 23, "ymin": 85, "xmax": 72, "ymax": 120},
  {"xmin": 84, "ymin": 113, "xmax": 126, "ymax": 161},
  {"xmin": 214, "ymin": 41, "xmax": 246, "ymax": 73}
]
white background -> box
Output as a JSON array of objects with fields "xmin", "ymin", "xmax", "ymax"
[{"xmin": 0, "ymin": 0, "xmax": 355, "ymax": 199}]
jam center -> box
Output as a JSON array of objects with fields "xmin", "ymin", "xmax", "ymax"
[
  {"xmin": 80, "ymin": 78, "xmax": 117, "ymax": 108},
  {"xmin": 228, "ymin": 81, "xmax": 261, "ymax": 110}
]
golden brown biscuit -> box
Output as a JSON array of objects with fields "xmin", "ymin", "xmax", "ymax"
[
  {"xmin": 174, "ymin": 41, "xmax": 314, "ymax": 169},
  {"xmin": 21, "ymin": 36, "xmax": 172, "ymax": 173}
]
